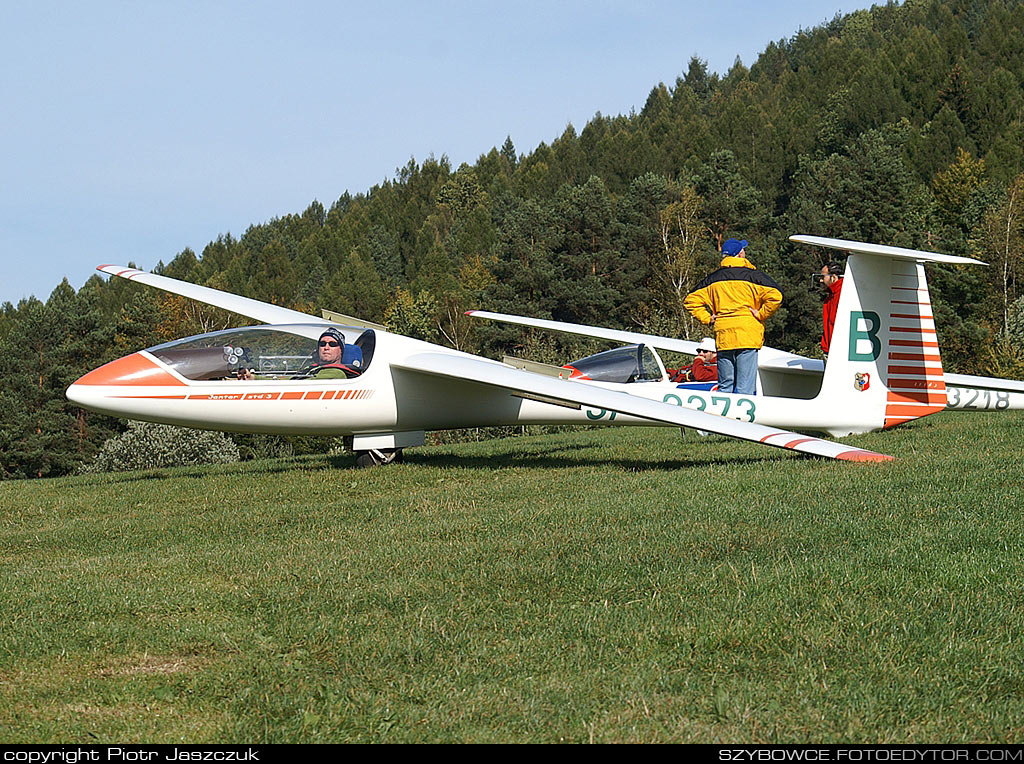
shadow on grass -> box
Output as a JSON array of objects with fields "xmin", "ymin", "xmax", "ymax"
[
  {"xmin": 67, "ymin": 435, "xmax": 826, "ymax": 485},
  {"xmin": 402, "ymin": 445, "xmax": 786, "ymax": 472}
]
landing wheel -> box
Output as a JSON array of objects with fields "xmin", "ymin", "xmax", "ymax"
[{"xmin": 355, "ymin": 448, "xmax": 404, "ymax": 468}]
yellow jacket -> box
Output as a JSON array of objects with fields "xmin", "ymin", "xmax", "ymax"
[{"xmin": 683, "ymin": 256, "xmax": 783, "ymax": 350}]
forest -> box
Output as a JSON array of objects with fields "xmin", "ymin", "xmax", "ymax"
[{"xmin": 4, "ymin": 0, "xmax": 1024, "ymax": 479}]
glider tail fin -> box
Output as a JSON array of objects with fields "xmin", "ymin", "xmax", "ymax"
[{"xmin": 817, "ymin": 250, "xmax": 948, "ymax": 431}]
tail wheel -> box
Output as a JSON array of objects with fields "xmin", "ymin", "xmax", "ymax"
[{"xmin": 355, "ymin": 448, "xmax": 404, "ymax": 468}]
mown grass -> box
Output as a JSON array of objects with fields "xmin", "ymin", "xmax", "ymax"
[{"xmin": 1, "ymin": 412, "xmax": 1023, "ymax": 743}]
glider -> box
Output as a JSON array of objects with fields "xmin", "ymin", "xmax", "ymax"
[{"xmin": 66, "ymin": 235, "xmax": 1000, "ymax": 466}]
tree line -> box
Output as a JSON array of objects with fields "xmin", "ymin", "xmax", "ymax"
[{"xmin": 4, "ymin": 0, "xmax": 1024, "ymax": 479}]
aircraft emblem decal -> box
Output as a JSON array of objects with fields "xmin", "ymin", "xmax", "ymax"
[{"xmin": 855, "ymin": 372, "xmax": 871, "ymax": 392}]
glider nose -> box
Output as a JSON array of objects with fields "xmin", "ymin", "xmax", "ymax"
[
  {"xmin": 73, "ymin": 352, "xmax": 184, "ymax": 387},
  {"xmin": 66, "ymin": 352, "xmax": 184, "ymax": 411}
]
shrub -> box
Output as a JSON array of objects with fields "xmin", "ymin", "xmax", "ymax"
[
  {"xmin": 981, "ymin": 296, "xmax": 1024, "ymax": 379},
  {"xmin": 81, "ymin": 421, "xmax": 240, "ymax": 473},
  {"xmin": 232, "ymin": 433, "xmax": 296, "ymax": 461}
]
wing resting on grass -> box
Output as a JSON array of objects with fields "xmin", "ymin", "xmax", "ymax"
[{"xmin": 392, "ymin": 352, "xmax": 893, "ymax": 463}]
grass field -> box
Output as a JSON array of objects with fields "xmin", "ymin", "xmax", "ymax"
[{"xmin": 2, "ymin": 412, "xmax": 1023, "ymax": 743}]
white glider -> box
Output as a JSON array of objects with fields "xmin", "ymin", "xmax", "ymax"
[{"xmin": 68, "ymin": 235, "xmax": 1002, "ymax": 466}]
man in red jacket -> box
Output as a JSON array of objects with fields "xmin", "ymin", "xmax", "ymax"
[
  {"xmin": 820, "ymin": 263, "xmax": 844, "ymax": 357},
  {"xmin": 669, "ymin": 338, "xmax": 718, "ymax": 382},
  {"xmin": 690, "ymin": 337, "xmax": 718, "ymax": 382}
]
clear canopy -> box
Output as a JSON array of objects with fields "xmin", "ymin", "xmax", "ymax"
[
  {"xmin": 146, "ymin": 324, "xmax": 374, "ymax": 380},
  {"xmin": 565, "ymin": 344, "xmax": 664, "ymax": 383}
]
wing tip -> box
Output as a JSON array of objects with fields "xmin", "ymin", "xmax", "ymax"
[{"xmin": 835, "ymin": 449, "xmax": 895, "ymax": 463}]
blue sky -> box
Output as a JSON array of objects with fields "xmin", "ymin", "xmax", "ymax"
[{"xmin": 1, "ymin": 0, "xmax": 879, "ymax": 305}]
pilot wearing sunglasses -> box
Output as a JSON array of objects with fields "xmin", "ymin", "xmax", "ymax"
[{"xmin": 301, "ymin": 327, "xmax": 363, "ymax": 378}]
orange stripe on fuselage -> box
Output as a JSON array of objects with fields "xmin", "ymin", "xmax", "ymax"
[
  {"xmin": 97, "ymin": 385, "xmax": 375, "ymax": 401},
  {"xmin": 110, "ymin": 395, "xmax": 187, "ymax": 399}
]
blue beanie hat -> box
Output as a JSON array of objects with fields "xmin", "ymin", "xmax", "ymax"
[{"xmin": 721, "ymin": 238, "xmax": 749, "ymax": 256}]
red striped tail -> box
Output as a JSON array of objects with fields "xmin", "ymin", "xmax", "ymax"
[{"xmin": 881, "ymin": 262, "xmax": 946, "ymax": 428}]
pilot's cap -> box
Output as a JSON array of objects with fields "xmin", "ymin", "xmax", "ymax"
[
  {"xmin": 697, "ymin": 337, "xmax": 717, "ymax": 352},
  {"xmin": 319, "ymin": 327, "xmax": 345, "ymax": 345}
]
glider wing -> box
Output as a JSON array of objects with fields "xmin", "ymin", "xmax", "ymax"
[
  {"xmin": 944, "ymin": 372, "xmax": 1024, "ymax": 393},
  {"xmin": 465, "ymin": 310, "xmax": 702, "ymax": 355},
  {"xmin": 392, "ymin": 351, "xmax": 893, "ymax": 462},
  {"xmin": 97, "ymin": 265, "xmax": 320, "ymax": 325}
]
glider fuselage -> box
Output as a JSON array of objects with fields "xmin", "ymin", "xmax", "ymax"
[{"xmin": 66, "ymin": 328, "xmax": 881, "ymax": 438}]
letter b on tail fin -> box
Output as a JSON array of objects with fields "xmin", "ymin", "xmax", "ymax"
[{"xmin": 849, "ymin": 311, "xmax": 882, "ymax": 361}]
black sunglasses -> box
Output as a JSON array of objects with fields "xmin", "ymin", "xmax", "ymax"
[{"xmin": 319, "ymin": 340, "xmax": 340, "ymax": 347}]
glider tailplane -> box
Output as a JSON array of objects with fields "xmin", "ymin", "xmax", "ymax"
[{"xmin": 819, "ymin": 252, "xmax": 946, "ymax": 431}]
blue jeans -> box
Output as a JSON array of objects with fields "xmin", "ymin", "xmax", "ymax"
[{"xmin": 717, "ymin": 348, "xmax": 758, "ymax": 394}]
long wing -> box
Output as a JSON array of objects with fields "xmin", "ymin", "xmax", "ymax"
[
  {"xmin": 98, "ymin": 265, "xmax": 320, "ymax": 324},
  {"xmin": 466, "ymin": 310, "xmax": 702, "ymax": 355},
  {"xmin": 944, "ymin": 372, "xmax": 1024, "ymax": 393},
  {"xmin": 469, "ymin": 308, "xmax": 834, "ymax": 380},
  {"xmin": 392, "ymin": 352, "xmax": 892, "ymax": 462},
  {"xmin": 468, "ymin": 310, "xmax": 1024, "ymax": 392}
]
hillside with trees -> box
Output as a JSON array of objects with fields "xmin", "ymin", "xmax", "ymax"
[{"xmin": 4, "ymin": 0, "xmax": 1024, "ymax": 479}]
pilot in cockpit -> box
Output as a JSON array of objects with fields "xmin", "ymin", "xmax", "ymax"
[
  {"xmin": 229, "ymin": 327, "xmax": 363, "ymax": 380},
  {"xmin": 299, "ymin": 328, "xmax": 363, "ymax": 379}
]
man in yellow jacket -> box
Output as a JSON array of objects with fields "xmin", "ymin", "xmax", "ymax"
[{"xmin": 683, "ymin": 238, "xmax": 782, "ymax": 395}]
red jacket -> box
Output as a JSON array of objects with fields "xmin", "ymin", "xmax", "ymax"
[
  {"xmin": 691, "ymin": 355, "xmax": 718, "ymax": 381},
  {"xmin": 822, "ymin": 278, "xmax": 843, "ymax": 354},
  {"xmin": 669, "ymin": 355, "xmax": 718, "ymax": 382}
]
